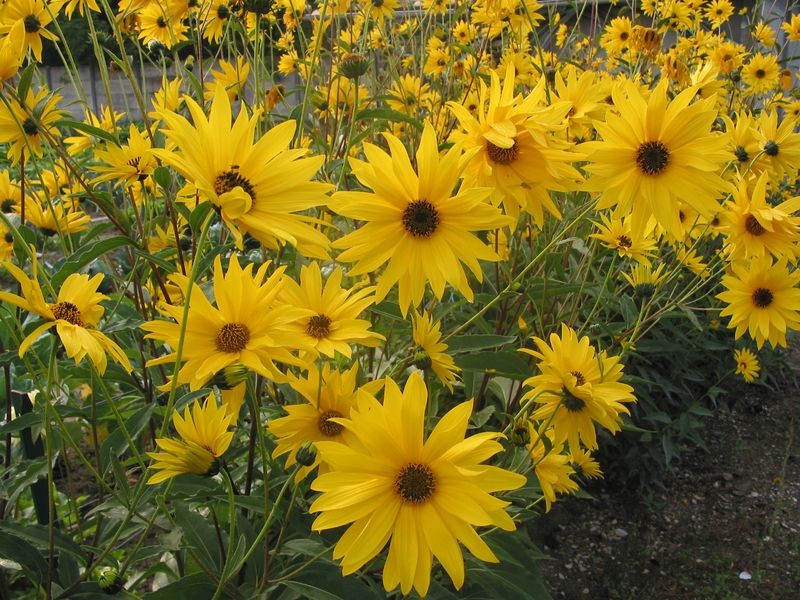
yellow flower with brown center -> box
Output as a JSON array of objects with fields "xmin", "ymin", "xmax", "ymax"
[
  {"xmin": 581, "ymin": 80, "xmax": 730, "ymax": 240},
  {"xmin": 717, "ymin": 256, "xmax": 800, "ymax": 349},
  {"xmin": 268, "ymin": 363, "xmax": 375, "ymax": 481},
  {"xmin": 277, "ymin": 262, "xmax": 384, "ymax": 359},
  {"xmin": 330, "ymin": 122, "xmax": 511, "ymax": 315},
  {"xmin": 0, "ymin": 257, "xmax": 131, "ymax": 374},
  {"xmin": 152, "ymin": 87, "xmax": 332, "ymax": 257},
  {"xmin": 142, "ymin": 255, "xmax": 313, "ymax": 391},
  {"xmin": 520, "ymin": 323, "xmax": 636, "ymax": 454},
  {"xmin": 447, "ymin": 64, "xmax": 582, "ymax": 226},
  {"xmin": 310, "ymin": 373, "xmax": 526, "ymax": 596},
  {"xmin": 733, "ymin": 348, "xmax": 760, "ymax": 383},
  {"xmin": 147, "ymin": 394, "xmax": 234, "ymax": 484},
  {"xmin": 0, "ymin": 87, "xmax": 64, "ymax": 166}
]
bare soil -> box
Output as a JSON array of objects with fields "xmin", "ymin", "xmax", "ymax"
[{"xmin": 534, "ymin": 377, "xmax": 800, "ymax": 600}]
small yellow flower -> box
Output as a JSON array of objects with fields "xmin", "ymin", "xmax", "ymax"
[{"xmin": 147, "ymin": 395, "xmax": 234, "ymax": 484}]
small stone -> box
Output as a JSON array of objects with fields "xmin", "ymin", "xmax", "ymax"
[
  {"xmin": 614, "ymin": 528, "xmax": 629, "ymax": 538},
  {"xmin": 739, "ymin": 571, "xmax": 752, "ymax": 580}
]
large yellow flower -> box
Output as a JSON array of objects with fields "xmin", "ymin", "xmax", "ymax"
[
  {"xmin": 152, "ymin": 88, "xmax": 332, "ymax": 257},
  {"xmin": 142, "ymin": 255, "xmax": 312, "ymax": 391},
  {"xmin": 0, "ymin": 258, "xmax": 131, "ymax": 374},
  {"xmin": 310, "ymin": 373, "xmax": 526, "ymax": 596},
  {"xmin": 520, "ymin": 324, "xmax": 636, "ymax": 454},
  {"xmin": 277, "ymin": 262, "xmax": 384, "ymax": 359},
  {"xmin": 330, "ymin": 122, "xmax": 511, "ymax": 315},
  {"xmin": 581, "ymin": 80, "xmax": 729, "ymax": 240},
  {"xmin": 447, "ymin": 65, "xmax": 582, "ymax": 226},
  {"xmin": 147, "ymin": 394, "xmax": 234, "ymax": 484},
  {"xmin": 717, "ymin": 256, "xmax": 800, "ymax": 349}
]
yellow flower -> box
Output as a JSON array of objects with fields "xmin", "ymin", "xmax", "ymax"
[
  {"xmin": 0, "ymin": 20, "xmax": 25, "ymax": 80},
  {"xmin": 741, "ymin": 53, "xmax": 780, "ymax": 95},
  {"xmin": 719, "ymin": 173, "xmax": 800, "ymax": 262},
  {"xmin": 152, "ymin": 87, "xmax": 332, "ymax": 256},
  {"xmin": 590, "ymin": 212, "xmax": 656, "ymax": 265},
  {"xmin": 622, "ymin": 260, "xmax": 667, "ymax": 298},
  {"xmin": 147, "ymin": 395, "xmax": 234, "ymax": 484},
  {"xmin": 142, "ymin": 255, "xmax": 312, "ymax": 390},
  {"xmin": 782, "ymin": 14, "xmax": 800, "ymax": 41},
  {"xmin": 527, "ymin": 425, "xmax": 578, "ymax": 512},
  {"xmin": 63, "ymin": 106, "xmax": 124, "ymax": 156},
  {"xmin": 411, "ymin": 310, "xmax": 459, "ymax": 391},
  {"xmin": 277, "ymin": 261, "xmax": 384, "ymax": 359},
  {"xmin": 0, "ymin": 257, "xmax": 132, "ymax": 374},
  {"xmin": 581, "ymin": 80, "xmax": 729, "ymax": 240},
  {"xmin": 203, "ymin": 56, "xmax": 250, "ymax": 101},
  {"xmin": 269, "ymin": 363, "xmax": 364, "ymax": 481},
  {"xmin": 447, "ymin": 64, "xmax": 582, "ymax": 226},
  {"xmin": 520, "ymin": 323, "xmax": 636, "ymax": 454},
  {"xmin": 704, "ymin": 0, "xmax": 734, "ymax": 28},
  {"xmin": 310, "ymin": 373, "xmax": 526, "ymax": 596},
  {"xmin": 0, "ymin": 87, "xmax": 64, "ymax": 166},
  {"xmin": 717, "ymin": 256, "xmax": 800, "ymax": 349},
  {"xmin": 330, "ymin": 122, "xmax": 510, "ymax": 315},
  {"xmin": 0, "ymin": 0, "xmax": 59, "ymax": 61},
  {"xmin": 733, "ymin": 348, "xmax": 760, "ymax": 383},
  {"xmin": 136, "ymin": 0, "xmax": 188, "ymax": 49},
  {"xmin": 92, "ymin": 124, "xmax": 157, "ymax": 189}
]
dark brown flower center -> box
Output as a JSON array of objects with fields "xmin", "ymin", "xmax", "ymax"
[
  {"xmin": 571, "ymin": 370, "xmax": 586, "ymax": 386},
  {"xmin": 317, "ymin": 410, "xmax": 344, "ymax": 437},
  {"xmin": 306, "ymin": 314, "xmax": 332, "ymax": 339},
  {"xmin": 755, "ymin": 68, "xmax": 766, "ymax": 79},
  {"xmin": 214, "ymin": 169, "xmax": 256, "ymax": 201},
  {"xmin": 764, "ymin": 141, "xmax": 779, "ymax": 156},
  {"xmin": 216, "ymin": 322, "xmax": 250, "ymax": 352},
  {"xmin": 486, "ymin": 140, "xmax": 519, "ymax": 165},
  {"xmin": 563, "ymin": 389, "xmax": 586, "ymax": 412},
  {"xmin": 744, "ymin": 215, "xmax": 765, "ymax": 236},
  {"xmin": 51, "ymin": 301, "xmax": 84, "ymax": 326},
  {"xmin": 23, "ymin": 15, "xmax": 40, "ymax": 33},
  {"xmin": 394, "ymin": 463, "xmax": 436, "ymax": 503},
  {"xmin": 734, "ymin": 146, "xmax": 749, "ymax": 162},
  {"xmin": 617, "ymin": 235, "xmax": 633, "ymax": 248},
  {"xmin": 636, "ymin": 141, "xmax": 670, "ymax": 175},
  {"xmin": 22, "ymin": 118, "xmax": 38, "ymax": 136},
  {"xmin": 402, "ymin": 200, "xmax": 440, "ymax": 238},
  {"xmin": 752, "ymin": 287, "xmax": 773, "ymax": 308}
]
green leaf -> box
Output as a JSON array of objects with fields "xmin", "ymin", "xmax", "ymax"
[
  {"xmin": 0, "ymin": 410, "xmax": 41, "ymax": 436},
  {"xmin": 16, "ymin": 63, "xmax": 37, "ymax": 100},
  {"xmin": 0, "ymin": 531, "xmax": 48, "ymax": 589},
  {"xmin": 447, "ymin": 335, "xmax": 516, "ymax": 353},
  {"xmin": 455, "ymin": 351, "xmax": 530, "ymax": 380},
  {"xmin": 173, "ymin": 504, "xmax": 222, "ymax": 572},
  {"xmin": 55, "ymin": 119, "xmax": 118, "ymax": 144},
  {"xmin": 282, "ymin": 582, "xmax": 347, "ymax": 600},
  {"xmin": 0, "ymin": 522, "xmax": 84, "ymax": 560},
  {"xmin": 152, "ymin": 166, "xmax": 173, "ymax": 192},
  {"xmin": 355, "ymin": 107, "xmax": 422, "ymax": 129},
  {"xmin": 51, "ymin": 236, "xmax": 134, "ymax": 289},
  {"xmin": 144, "ymin": 573, "xmax": 219, "ymax": 599}
]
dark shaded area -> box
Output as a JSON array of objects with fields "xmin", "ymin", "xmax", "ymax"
[{"xmin": 534, "ymin": 372, "xmax": 800, "ymax": 599}]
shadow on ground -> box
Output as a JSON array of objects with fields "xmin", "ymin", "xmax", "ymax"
[{"xmin": 534, "ymin": 377, "xmax": 800, "ymax": 600}]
